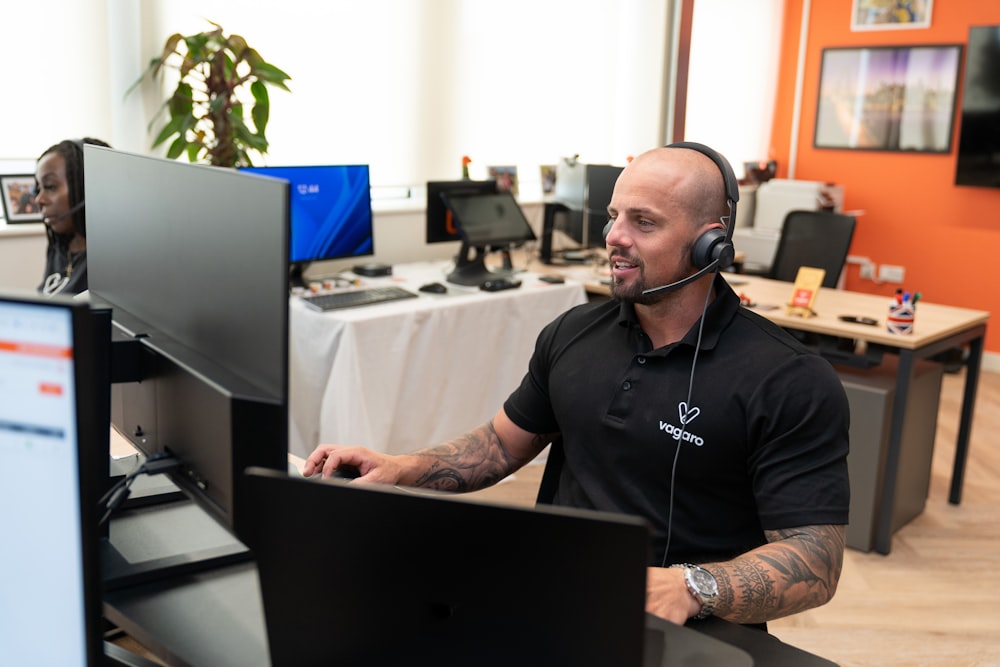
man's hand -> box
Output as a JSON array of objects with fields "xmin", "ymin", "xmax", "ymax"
[
  {"xmin": 645, "ymin": 566, "xmax": 701, "ymax": 624},
  {"xmin": 303, "ymin": 444, "xmax": 414, "ymax": 485}
]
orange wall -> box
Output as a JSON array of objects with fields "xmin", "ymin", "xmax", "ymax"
[{"xmin": 770, "ymin": 0, "xmax": 1000, "ymax": 353}]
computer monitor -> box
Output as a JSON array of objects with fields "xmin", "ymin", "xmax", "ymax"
[
  {"xmin": 439, "ymin": 191, "xmax": 537, "ymax": 286},
  {"xmin": 540, "ymin": 162, "xmax": 622, "ymax": 263},
  {"xmin": 241, "ymin": 164, "xmax": 374, "ymax": 286},
  {"xmin": 0, "ymin": 292, "xmax": 103, "ymax": 666},
  {"xmin": 84, "ymin": 146, "xmax": 289, "ymax": 544},
  {"xmin": 244, "ymin": 468, "xmax": 651, "ymax": 667},
  {"xmin": 425, "ymin": 179, "xmax": 498, "ymax": 243}
]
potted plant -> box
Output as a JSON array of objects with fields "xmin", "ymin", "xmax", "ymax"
[{"xmin": 130, "ymin": 21, "xmax": 291, "ymax": 167}]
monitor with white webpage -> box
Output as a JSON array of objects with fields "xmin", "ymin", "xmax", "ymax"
[{"xmin": 0, "ymin": 292, "xmax": 103, "ymax": 666}]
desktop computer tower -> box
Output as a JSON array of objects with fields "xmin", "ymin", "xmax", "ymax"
[
  {"xmin": 540, "ymin": 162, "xmax": 623, "ymax": 262},
  {"xmin": 835, "ymin": 356, "xmax": 943, "ymax": 552}
]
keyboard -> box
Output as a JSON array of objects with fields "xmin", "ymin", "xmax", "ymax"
[{"xmin": 301, "ymin": 285, "xmax": 418, "ymax": 312}]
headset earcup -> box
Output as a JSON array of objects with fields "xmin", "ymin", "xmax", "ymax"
[
  {"xmin": 691, "ymin": 228, "xmax": 735, "ymax": 270},
  {"xmin": 602, "ymin": 220, "xmax": 613, "ymax": 242}
]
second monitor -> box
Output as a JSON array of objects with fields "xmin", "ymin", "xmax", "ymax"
[
  {"xmin": 440, "ymin": 191, "xmax": 537, "ymax": 286},
  {"xmin": 425, "ymin": 179, "xmax": 498, "ymax": 244},
  {"xmin": 241, "ymin": 164, "xmax": 374, "ymax": 287}
]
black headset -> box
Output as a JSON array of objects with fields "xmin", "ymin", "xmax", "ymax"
[{"xmin": 603, "ymin": 141, "xmax": 739, "ymax": 283}]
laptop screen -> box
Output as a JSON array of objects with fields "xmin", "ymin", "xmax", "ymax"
[
  {"xmin": 0, "ymin": 294, "xmax": 101, "ymax": 666},
  {"xmin": 244, "ymin": 467, "xmax": 651, "ymax": 666}
]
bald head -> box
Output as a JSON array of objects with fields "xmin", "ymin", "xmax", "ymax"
[{"xmin": 623, "ymin": 146, "xmax": 729, "ymax": 228}]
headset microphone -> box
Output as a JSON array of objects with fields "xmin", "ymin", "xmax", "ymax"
[
  {"xmin": 43, "ymin": 200, "xmax": 85, "ymax": 223},
  {"xmin": 640, "ymin": 260, "xmax": 722, "ymax": 297}
]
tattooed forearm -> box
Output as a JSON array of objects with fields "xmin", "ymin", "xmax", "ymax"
[
  {"xmin": 411, "ymin": 421, "xmax": 554, "ymax": 493},
  {"xmin": 707, "ymin": 524, "xmax": 845, "ymax": 624}
]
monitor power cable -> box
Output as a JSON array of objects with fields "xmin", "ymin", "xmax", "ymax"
[{"xmin": 98, "ymin": 452, "xmax": 180, "ymax": 526}]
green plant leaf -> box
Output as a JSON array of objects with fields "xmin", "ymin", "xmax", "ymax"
[
  {"xmin": 252, "ymin": 61, "xmax": 292, "ymax": 90},
  {"xmin": 152, "ymin": 114, "xmax": 185, "ymax": 148},
  {"xmin": 167, "ymin": 83, "xmax": 194, "ymax": 118},
  {"xmin": 166, "ymin": 135, "xmax": 187, "ymax": 160},
  {"xmin": 250, "ymin": 81, "xmax": 270, "ymax": 133},
  {"xmin": 227, "ymin": 34, "xmax": 249, "ymax": 57},
  {"xmin": 152, "ymin": 34, "xmax": 183, "ymax": 77}
]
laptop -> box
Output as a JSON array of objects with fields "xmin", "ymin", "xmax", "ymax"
[{"xmin": 243, "ymin": 467, "xmax": 652, "ymax": 666}]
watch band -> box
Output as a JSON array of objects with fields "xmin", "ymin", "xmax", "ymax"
[{"xmin": 670, "ymin": 563, "xmax": 718, "ymax": 620}]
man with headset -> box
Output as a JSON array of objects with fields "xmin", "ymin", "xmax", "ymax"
[{"xmin": 305, "ymin": 143, "xmax": 850, "ymax": 627}]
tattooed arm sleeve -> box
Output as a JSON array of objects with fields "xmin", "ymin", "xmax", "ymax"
[
  {"xmin": 704, "ymin": 524, "xmax": 846, "ymax": 624},
  {"xmin": 406, "ymin": 410, "xmax": 556, "ymax": 493}
]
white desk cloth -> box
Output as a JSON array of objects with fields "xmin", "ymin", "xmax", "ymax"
[{"xmin": 288, "ymin": 262, "xmax": 588, "ymax": 458}]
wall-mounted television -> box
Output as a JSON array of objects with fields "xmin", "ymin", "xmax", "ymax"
[{"xmin": 955, "ymin": 26, "xmax": 1000, "ymax": 189}]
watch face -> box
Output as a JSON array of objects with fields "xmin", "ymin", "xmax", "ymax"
[{"xmin": 691, "ymin": 568, "xmax": 718, "ymax": 595}]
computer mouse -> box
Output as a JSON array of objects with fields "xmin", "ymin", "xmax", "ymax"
[
  {"xmin": 328, "ymin": 465, "xmax": 361, "ymax": 480},
  {"xmin": 419, "ymin": 282, "xmax": 448, "ymax": 294},
  {"xmin": 304, "ymin": 465, "xmax": 361, "ymax": 482}
]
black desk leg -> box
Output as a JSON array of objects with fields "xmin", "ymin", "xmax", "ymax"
[
  {"xmin": 949, "ymin": 334, "xmax": 984, "ymax": 505},
  {"xmin": 874, "ymin": 350, "xmax": 917, "ymax": 555}
]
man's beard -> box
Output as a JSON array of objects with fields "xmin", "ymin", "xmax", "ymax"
[{"xmin": 610, "ymin": 276, "xmax": 648, "ymax": 303}]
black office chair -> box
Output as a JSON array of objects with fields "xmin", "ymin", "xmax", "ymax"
[{"xmin": 768, "ymin": 210, "xmax": 857, "ymax": 288}]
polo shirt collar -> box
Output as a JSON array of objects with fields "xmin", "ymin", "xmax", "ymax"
[{"xmin": 616, "ymin": 273, "xmax": 740, "ymax": 351}]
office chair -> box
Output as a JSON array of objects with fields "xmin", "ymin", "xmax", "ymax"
[{"xmin": 768, "ymin": 210, "xmax": 857, "ymax": 288}]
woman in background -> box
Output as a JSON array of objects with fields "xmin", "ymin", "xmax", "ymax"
[{"xmin": 34, "ymin": 137, "xmax": 110, "ymax": 296}]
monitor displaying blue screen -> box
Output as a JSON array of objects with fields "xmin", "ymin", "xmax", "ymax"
[{"xmin": 242, "ymin": 165, "xmax": 374, "ymax": 263}]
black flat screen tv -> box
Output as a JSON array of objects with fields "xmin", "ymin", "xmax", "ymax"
[{"xmin": 955, "ymin": 25, "xmax": 1000, "ymax": 188}]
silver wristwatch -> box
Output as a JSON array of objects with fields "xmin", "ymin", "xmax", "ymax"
[{"xmin": 670, "ymin": 563, "xmax": 719, "ymax": 620}]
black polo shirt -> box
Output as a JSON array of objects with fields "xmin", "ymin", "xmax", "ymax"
[{"xmin": 504, "ymin": 274, "xmax": 850, "ymax": 565}]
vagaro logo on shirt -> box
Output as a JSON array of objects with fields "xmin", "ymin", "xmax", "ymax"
[{"xmin": 659, "ymin": 402, "xmax": 705, "ymax": 446}]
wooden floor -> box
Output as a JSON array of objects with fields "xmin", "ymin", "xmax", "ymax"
[{"xmin": 472, "ymin": 368, "xmax": 1000, "ymax": 667}]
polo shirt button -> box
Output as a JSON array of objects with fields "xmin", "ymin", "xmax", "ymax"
[
  {"xmin": 622, "ymin": 381, "xmax": 632, "ymax": 391},
  {"xmin": 637, "ymin": 356, "xmax": 647, "ymax": 365}
]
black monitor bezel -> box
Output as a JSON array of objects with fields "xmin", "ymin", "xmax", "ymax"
[{"xmin": 425, "ymin": 179, "xmax": 498, "ymax": 244}]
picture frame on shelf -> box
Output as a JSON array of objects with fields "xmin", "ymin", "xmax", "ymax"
[
  {"xmin": 487, "ymin": 166, "xmax": 518, "ymax": 197},
  {"xmin": 813, "ymin": 44, "xmax": 962, "ymax": 153},
  {"xmin": 1, "ymin": 175, "xmax": 43, "ymax": 224},
  {"xmin": 851, "ymin": 0, "xmax": 933, "ymax": 31},
  {"xmin": 540, "ymin": 165, "xmax": 557, "ymax": 194}
]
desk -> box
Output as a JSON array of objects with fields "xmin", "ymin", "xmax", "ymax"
[
  {"xmin": 575, "ymin": 272, "xmax": 989, "ymax": 554},
  {"xmin": 288, "ymin": 261, "xmax": 587, "ymax": 458},
  {"xmin": 104, "ymin": 548, "xmax": 834, "ymax": 667}
]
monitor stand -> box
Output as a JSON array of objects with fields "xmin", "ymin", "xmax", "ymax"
[
  {"xmin": 289, "ymin": 261, "xmax": 310, "ymax": 289},
  {"xmin": 101, "ymin": 496, "xmax": 251, "ymax": 591},
  {"xmin": 446, "ymin": 242, "xmax": 512, "ymax": 286}
]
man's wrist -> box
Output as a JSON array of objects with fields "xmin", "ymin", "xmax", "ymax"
[{"xmin": 669, "ymin": 563, "xmax": 719, "ymax": 620}]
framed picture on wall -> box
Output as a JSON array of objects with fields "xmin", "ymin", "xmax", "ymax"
[
  {"xmin": 851, "ymin": 0, "xmax": 933, "ymax": 31},
  {"xmin": 1, "ymin": 175, "xmax": 43, "ymax": 224},
  {"xmin": 813, "ymin": 44, "xmax": 962, "ymax": 153}
]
